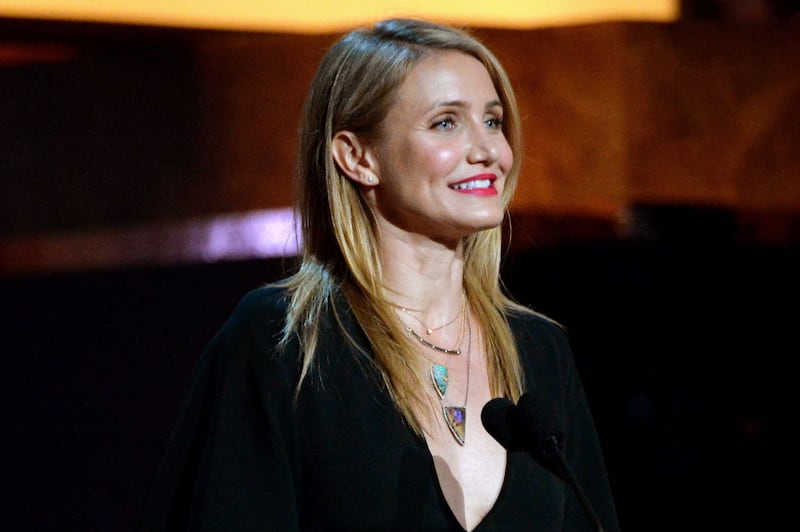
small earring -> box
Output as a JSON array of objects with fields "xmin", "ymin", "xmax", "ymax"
[{"xmin": 366, "ymin": 176, "xmax": 375, "ymax": 184}]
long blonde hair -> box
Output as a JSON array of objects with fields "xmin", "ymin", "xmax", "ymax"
[{"xmin": 280, "ymin": 18, "xmax": 528, "ymax": 435}]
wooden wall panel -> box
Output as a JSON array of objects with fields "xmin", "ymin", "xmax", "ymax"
[
  {"xmin": 1, "ymin": 18, "xmax": 799, "ymax": 274},
  {"xmin": 488, "ymin": 23, "xmax": 629, "ymax": 219},
  {"xmin": 188, "ymin": 21, "xmax": 800, "ymax": 223},
  {"xmin": 623, "ymin": 21, "xmax": 800, "ymax": 211},
  {"xmin": 191, "ymin": 33, "xmax": 329, "ymax": 211}
]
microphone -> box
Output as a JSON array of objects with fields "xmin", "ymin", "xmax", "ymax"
[
  {"xmin": 480, "ymin": 393, "xmax": 566, "ymax": 479},
  {"xmin": 481, "ymin": 392, "xmax": 605, "ymax": 532},
  {"xmin": 480, "ymin": 397, "xmax": 518, "ymax": 450}
]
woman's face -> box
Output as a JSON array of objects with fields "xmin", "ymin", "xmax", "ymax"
[{"xmin": 366, "ymin": 50, "xmax": 513, "ymax": 243}]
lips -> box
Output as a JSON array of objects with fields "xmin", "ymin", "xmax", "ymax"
[{"xmin": 448, "ymin": 173, "xmax": 498, "ymax": 194}]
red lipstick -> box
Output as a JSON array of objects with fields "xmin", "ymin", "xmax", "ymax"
[{"xmin": 448, "ymin": 173, "xmax": 498, "ymax": 196}]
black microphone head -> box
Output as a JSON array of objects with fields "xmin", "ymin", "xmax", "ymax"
[
  {"xmin": 516, "ymin": 390, "xmax": 565, "ymax": 451},
  {"xmin": 515, "ymin": 390, "xmax": 568, "ymax": 480},
  {"xmin": 481, "ymin": 397, "xmax": 517, "ymax": 450},
  {"xmin": 482, "ymin": 392, "xmax": 567, "ymax": 480}
]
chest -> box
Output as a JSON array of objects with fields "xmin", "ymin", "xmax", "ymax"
[
  {"xmin": 292, "ymin": 358, "xmax": 567, "ymax": 531},
  {"xmin": 421, "ymin": 366, "xmax": 507, "ymax": 530}
]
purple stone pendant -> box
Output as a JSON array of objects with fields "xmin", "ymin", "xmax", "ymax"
[{"xmin": 442, "ymin": 405, "xmax": 466, "ymax": 445}]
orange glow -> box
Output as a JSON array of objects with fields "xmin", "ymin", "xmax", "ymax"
[{"xmin": 0, "ymin": 1, "xmax": 678, "ymax": 32}]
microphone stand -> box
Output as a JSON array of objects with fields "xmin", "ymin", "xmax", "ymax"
[{"xmin": 542, "ymin": 435, "xmax": 605, "ymax": 532}]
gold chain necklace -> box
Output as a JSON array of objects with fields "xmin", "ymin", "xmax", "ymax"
[
  {"xmin": 402, "ymin": 302, "xmax": 466, "ymax": 355},
  {"xmin": 397, "ymin": 292, "xmax": 466, "ymax": 335}
]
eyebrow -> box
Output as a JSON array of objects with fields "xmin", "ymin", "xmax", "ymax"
[{"xmin": 430, "ymin": 99, "xmax": 504, "ymax": 112}]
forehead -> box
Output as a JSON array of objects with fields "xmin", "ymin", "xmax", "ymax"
[{"xmin": 393, "ymin": 50, "xmax": 500, "ymax": 108}]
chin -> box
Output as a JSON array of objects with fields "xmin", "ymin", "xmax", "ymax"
[
  {"xmin": 462, "ymin": 216, "xmax": 504, "ymax": 236},
  {"xmin": 476, "ymin": 211, "xmax": 506, "ymax": 229}
]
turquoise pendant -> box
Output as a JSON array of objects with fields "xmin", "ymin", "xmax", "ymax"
[
  {"xmin": 442, "ymin": 405, "xmax": 466, "ymax": 446},
  {"xmin": 430, "ymin": 364, "xmax": 448, "ymax": 399}
]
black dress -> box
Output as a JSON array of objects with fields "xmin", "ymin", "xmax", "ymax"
[{"xmin": 139, "ymin": 286, "xmax": 619, "ymax": 531}]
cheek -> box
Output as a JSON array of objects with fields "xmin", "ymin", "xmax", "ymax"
[
  {"xmin": 429, "ymin": 145, "xmax": 461, "ymax": 175},
  {"xmin": 499, "ymin": 140, "xmax": 514, "ymax": 173}
]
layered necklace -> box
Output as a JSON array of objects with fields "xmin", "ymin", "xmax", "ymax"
[
  {"xmin": 396, "ymin": 296, "xmax": 471, "ymax": 445},
  {"xmin": 398, "ymin": 293, "xmax": 466, "ymax": 355},
  {"xmin": 399, "ymin": 295, "xmax": 465, "ymax": 336}
]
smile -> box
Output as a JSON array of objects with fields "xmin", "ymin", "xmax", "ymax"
[
  {"xmin": 450, "ymin": 179, "xmax": 492, "ymax": 191},
  {"xmin": 448, "ymin": 173, "xmax": 498, "ymax": 195}
]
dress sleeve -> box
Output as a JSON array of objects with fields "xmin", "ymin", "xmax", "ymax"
[
  {"xmin": 138, "ymin": 288, "xmax": 303, "ymax": 531},
  {"xmin": 564, "ymin": 338, "xmax": 619, "ymax": 532},
  {"xmin": 553, "ymin": 325, "xmax": 620, "ymax": 532},
  {"xmin": 513, "ymin": 313, "xmax": 620, "ymax": 531}
]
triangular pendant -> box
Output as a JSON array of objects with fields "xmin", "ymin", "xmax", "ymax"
[
  {"xmin": 430, "ymin": 364, "xmax": 448, "ymax": 399},
  {"xmin": 442, "ymin": 405, "xmax": 466, "ymax": 445}
]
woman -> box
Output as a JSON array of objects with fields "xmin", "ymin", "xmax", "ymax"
[{"xmin": 140, "ymin": 18, "xmax": 619, "ymax": 531}]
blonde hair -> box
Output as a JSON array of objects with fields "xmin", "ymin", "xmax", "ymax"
[{"xmin": 279, "ymin": 18, "xmax": 528, "ymax": 435}]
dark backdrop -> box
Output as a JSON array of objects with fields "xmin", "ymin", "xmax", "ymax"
[{"xmin": 2, "ymin": 241, "xmax": 798, "ymax": 531}]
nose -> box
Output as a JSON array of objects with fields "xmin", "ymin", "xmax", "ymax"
[{"xmin": 466, "ymin": 125, "xmax": 500, "ymax": 166}]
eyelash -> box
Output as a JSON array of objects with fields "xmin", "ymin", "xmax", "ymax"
[
  {"xmin": 486, "ymin": 117, "xmax": 504, "ymax": 129},
  {"xmin": 431, "ymin": 115, "xmax": 504, "ymax": 130},
  {"xmin": 432, "ymin": 116, "xmax": 456, "ymax": 130}
]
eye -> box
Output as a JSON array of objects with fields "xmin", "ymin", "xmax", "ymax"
[
  {"xmin": 431, "ymin": 115, "xmax": 457, "ymax": 130},
  {"xmin": 485, "ymin": 115, "xmax": 504, "ymax": 129}
]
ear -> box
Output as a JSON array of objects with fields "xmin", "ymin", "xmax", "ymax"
[{"xmin": 331, "ymin": 130, "xmax": 380, "ymax": 186}]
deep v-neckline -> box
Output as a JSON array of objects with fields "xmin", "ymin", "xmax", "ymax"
[{"xmin": 421, "ymin": 436, "xmax": 510, "ymax": 531}]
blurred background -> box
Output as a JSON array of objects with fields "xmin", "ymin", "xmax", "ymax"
[{"xmin": 1, "ymin": 0, "xmax": 799, "ymax": 530}]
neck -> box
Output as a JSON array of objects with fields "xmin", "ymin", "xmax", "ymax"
[{"xmin": 377, "ymin": 228, "xmax": 466, "ymax": 317}]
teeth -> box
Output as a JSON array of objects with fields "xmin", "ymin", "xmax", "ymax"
[{"xmin": 451, "ymin": 179, "xmax": 491, "ymax": 190}]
